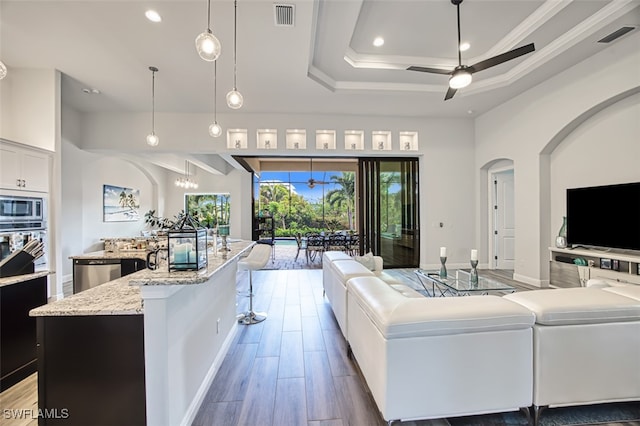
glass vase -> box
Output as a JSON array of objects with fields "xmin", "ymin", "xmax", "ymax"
[{"xmin": 556, "ymin": 216, "xmax": 567, "ymax": 248}]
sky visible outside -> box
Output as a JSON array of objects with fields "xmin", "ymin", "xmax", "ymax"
[{"xmin": 259, "ymin": 171, "xmax": 344, "ymax": 201}]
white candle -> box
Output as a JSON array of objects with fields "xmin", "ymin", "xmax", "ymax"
[
  {"xmin": 440, "ymin": 247, "xmax": 447, "ymax": 257},
  {"xmin": 471, "ymin": 249, "xmax": 478, "ymax": 261}
]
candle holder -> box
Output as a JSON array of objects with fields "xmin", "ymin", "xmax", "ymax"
[
  {"xmin": 439, "ymin": 256, "xmax": 447, "ymax": 278},
  {"xmin": 470, "ymin": 259, "xmax": 479, "ymax": 285},
  {"xmin": 167, "ymin": 214, "xmax": 207, "ymax": 272}
]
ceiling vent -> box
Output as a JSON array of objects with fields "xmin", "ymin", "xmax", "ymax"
[
  {"xmin": 598, "ymin": 26, "xmax": 635, "ymax": 43},
  {"xmin": 274, "ymin": 4, "xmax": 294, "ymax": 27}
]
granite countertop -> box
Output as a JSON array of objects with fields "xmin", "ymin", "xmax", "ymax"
[
  {"xmin": 70, "ymin": 250, "xmax": 149, "ymax": 260},
  {"xmin": 0, "ymin": 270, "xmax": 52, "ymax": 289},
  {"xmin": 31, "ymin": 240, "xmax": 255, "ymax": 317},
  {"xmin": 128, "ymin": 240, "xmax": 254, "ymax": 286},
  {"xmin": 30, "ymin": 275, "xmax": 142, "ymax": 317}
]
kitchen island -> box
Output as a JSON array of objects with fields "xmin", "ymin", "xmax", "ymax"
[
  {"xmin": 31, "ymin": 240, "xmax": 254, "ymax": 426},
  {"xmin": 0, "ymin": 271, "xmax": 49, "ymax": 391}
]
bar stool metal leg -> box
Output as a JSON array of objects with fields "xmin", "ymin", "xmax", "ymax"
[{"xmin": 237, "ymin": 270, "xmax": 267, "ymax": 324}]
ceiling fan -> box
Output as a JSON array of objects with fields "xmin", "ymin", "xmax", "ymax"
[
  {"xmin": 307, "ymin": 158, "xmax": 327, "ymax": 189},
  {"xmin": 407, "ymin": 0, "xmax": 535, "ymax": 101}
]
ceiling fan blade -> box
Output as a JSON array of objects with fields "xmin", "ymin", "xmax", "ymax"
[
  {"xmin": 444, "ymin": 86, "xmax": 457, "ymax": 101},
  {"xmin": 407, "ymin": 65, "xmax": 452, "ymax": 75},
  {"xmin": 469, "ymin": 43, "xmax": 535, "ymax": 73}
]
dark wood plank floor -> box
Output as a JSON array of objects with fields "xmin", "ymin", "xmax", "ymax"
[{"xmin": 192, "ymin": 268, "xmax": 640, "ymax": 426}]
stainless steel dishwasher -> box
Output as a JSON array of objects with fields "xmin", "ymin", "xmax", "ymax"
[{"xmin": 73, "ymin": 259, "xmax": 121, "ymax": 293}]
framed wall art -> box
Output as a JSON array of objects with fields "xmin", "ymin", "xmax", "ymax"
[{"xmin": 103, "ymin": 184, "xmax": 140, "ymax": 222}]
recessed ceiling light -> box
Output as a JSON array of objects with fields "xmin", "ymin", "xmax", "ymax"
[
  {"xmin": 82, "ymin": 88, "xmax": 101, "ymax": 95},
  {"xmin": 145, "ymin": 10, "xmax": 162, "ymax": 23},
  {"xmin": 459, "ymin": 42, "xmax": 470, "ymax": 52},
  {"xmin": 373, "ymin": 37, "xmax": 384, "ymax": 47},
  {"xmin": 467, "ymin": 109, "xmax": 474, "ymax": 115}
]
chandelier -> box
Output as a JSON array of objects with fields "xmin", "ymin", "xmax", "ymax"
[{"xmin": 175, "ymin": 161, "xmax": 199, "ymax": 189}]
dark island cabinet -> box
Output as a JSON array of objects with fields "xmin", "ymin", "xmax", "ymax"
[
  {"xmin": 36, "ymin": 315, "xmax": 146, "ymax": 425},
  {"xmin": 120, "ymin": 258, "xmax": 146, "ymax": 276},
  {"xmin": 0, "ymin": 276, "xmax": 47, "ymax": 391}
]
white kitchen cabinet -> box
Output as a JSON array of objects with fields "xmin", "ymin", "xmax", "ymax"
[{"xmin": 0, "ymin": 142, "xmax": 50, "ymax": 192}]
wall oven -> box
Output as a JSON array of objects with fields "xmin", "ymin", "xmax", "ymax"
[{"xmin": 0, "ymin": 195, "xmax": 46, "ymax": 231}]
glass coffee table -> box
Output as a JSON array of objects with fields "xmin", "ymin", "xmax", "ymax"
[{"xmin": 414, "ymin": 269, "xmax": 516, "ymax": 297}]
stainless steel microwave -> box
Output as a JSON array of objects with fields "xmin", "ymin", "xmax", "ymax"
[{"xmin": 0, "ymin": 195, "xmax": 45, "ymax": 229}]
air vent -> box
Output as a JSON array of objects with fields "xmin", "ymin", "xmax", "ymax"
[
  {"xmin": 598, "ymin": 26, "xmax": 635, "ymax": 43},
  {"xmin": 274, "ymin": 4, "xmax": 294, "ymax": 27}
]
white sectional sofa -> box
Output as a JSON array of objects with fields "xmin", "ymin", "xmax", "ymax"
[
  {"xmin": 348, "ymin": 275, "xmax": 536, "ymax": 423},
  {"xmin": 505, "ymin": 287, "xmax": 640, "ymax": 422},
  {"xmin": 321, "ymin": 252, "xmax": 640, "ymax": 425}
]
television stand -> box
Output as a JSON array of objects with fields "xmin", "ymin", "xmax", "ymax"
[{"xmin": 549, "ymin": 247, "xmax": 640, "ymax": 288}]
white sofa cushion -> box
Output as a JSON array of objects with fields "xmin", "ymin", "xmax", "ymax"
[
  {"xmin": 347, "ymin": 276, "xmax": 535, "ymax": 339},
  {"xmin": 332, "ymin": 260, "xmax": 374, "ymax": 281},
  {"xmin": 504, "ymin": 288, "xmax": 640, "ymax": 326},
  {"xmin": 322, "ymin": 251, "xmax": 352, "ymax": 263},
  {"xmin": 604, "ymin": 284, "xmax": 640, "ymax": 301},
  {"xmin": 389, "ymin": 283, "xmax": 423, "ymax": 298}
]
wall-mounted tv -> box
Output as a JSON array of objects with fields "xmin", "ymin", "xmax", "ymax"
[{"xmin": 566, "ymin": 182, "xmax": 640, "ymax": 251}]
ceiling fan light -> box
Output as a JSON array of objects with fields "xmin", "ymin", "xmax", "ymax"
[
  {"xmin": 209, "ymin": 122, "xmax": 222, "ymax": 138},
  {"xmin": 449, "ymin": 69, "xmax": 472, "ymax": 89},
  {"xmin": 226, "ymin": 89, "xmax": 243, "ymax": 109},
  {"xmin": 195, "ymin": 30, "xmax": 221, "ymax": 61}
]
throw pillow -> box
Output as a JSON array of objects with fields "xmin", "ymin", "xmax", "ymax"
[{"xmin": 354, "ymin": 252, "xmax": 376, "ymax": 271}]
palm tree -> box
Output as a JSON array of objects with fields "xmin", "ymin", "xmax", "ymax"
[{"xmin": 325, "ymin": 172, "xmax": 355, "ymax": 230}]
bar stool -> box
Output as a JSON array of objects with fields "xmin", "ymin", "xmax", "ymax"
[{"xmin": 237, "ymin": 244, "xmax": 272, "ymax": 325}]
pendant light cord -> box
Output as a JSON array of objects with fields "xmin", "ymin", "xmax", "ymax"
[
  {"xmin": 151, "ymin": 68, "xmax": 156, "ymax": 133},
  {"xmin": 214, "ymin": 61, "xmax": 217, "ymax": 119},
  {"xmin": 233, "ymin": 0, "xmax": 238, "ymax": 90},
  {"xmin": 207, "ymin": 0, "xmax": 211, "ymax": 31}
]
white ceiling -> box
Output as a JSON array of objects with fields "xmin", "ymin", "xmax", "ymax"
[
  {"xmin": 1, "ymin": 0, "xmax": 638, "ymax": 176},
  {"xmin": 2, "ymin": 0, "xmax": 639, "ymax": 119}
]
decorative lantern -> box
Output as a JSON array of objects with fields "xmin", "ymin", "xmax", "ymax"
[{"xmin": 167, "ymin": 214, "xmax": 207, "ymax": 271}]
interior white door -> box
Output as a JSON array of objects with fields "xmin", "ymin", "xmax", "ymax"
[{"xmin": 493, "ymin": 170, "xmax": 515, "ymax": 270}]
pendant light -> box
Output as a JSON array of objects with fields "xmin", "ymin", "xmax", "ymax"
[
  {"xmin": 175, "ymin": 161, "xmax": 198, "ymax": 189},
  {"xmin": 195, "ymin": 0, "xmax": 221, "ymax": 62},
  {"xmin": 226, "ymin": 0, "xmax": 243, "ymax": 109},
  {"xmin": 209, "ymin": 61, "xmax": 223, "ymax": 137},
  {"xmin": 0, "ymin": 60, "xmax": 7, "ymax": 80},
  {"xmin": 146, "ymin": 66, "xmax": 159, "ymax": 147}
]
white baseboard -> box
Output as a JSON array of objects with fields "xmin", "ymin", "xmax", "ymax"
[
  {"xmin": 180, "ymin": 322, "xmax": 239, "ymax": 426},
  {"xmin": 513, "ymin": 273, "xmax": 548, "ymax": 288}
]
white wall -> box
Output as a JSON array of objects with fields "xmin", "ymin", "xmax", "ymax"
[
  {"xmin": 550, "ymin": 92, "xmax": 640, "ymax": 236},
  {"xmin": 61, "ymin": 107, "xmax": 170, "ymax": 280},
  {"xmin": 0, "ymin": 68, "xmax": 57, "ymax": 151},
  {"xmin": 476, "ymin": 31, "xmax": 640, "ymax": 286},
  {"xmin": 80, "ymin": 111, "xmax": 476, "ymax": 267}
]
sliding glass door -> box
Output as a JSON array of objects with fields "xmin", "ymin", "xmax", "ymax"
[{"xmin": 359, "ymin": 158, "xmax": 419, "ymax": 268}]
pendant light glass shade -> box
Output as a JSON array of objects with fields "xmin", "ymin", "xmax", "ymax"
[
  {"xmin": 146, "ymin": 66, "xmax": 159, "ymax": 147},
  {"xmin": 0, "ymin": 61, "xmax": 7, "ymax": 80},
  {"xmin": 227, "ymin": 0, "xmax": 243, "ymax": 109},
  {"xmin": 209, "ymin": 122, "xmax": 222, "ymax": 137},
  {"xmin": 226, "ymin": 89, "xmax": 243, "ymax": 109},
  {"xmin": 195, "ymin": 30, "xmax": 221, "ymax": 62},
  {"xmin": 146, "ymin": 132, "xmax": 159, "ymax": 147},
  {"xmin": 195, "ymin": 0, "xmax": 221, "ymax": 62}
]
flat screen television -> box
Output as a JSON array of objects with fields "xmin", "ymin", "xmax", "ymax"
[{"xmin": 566, "ymin": 182, "xmax": 640, "ymax": 251}]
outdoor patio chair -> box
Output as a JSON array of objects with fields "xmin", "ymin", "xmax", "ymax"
[
  {"xmin": 306, "ymin": 233, "xmax": 325, "ymax": 262},
  {"xmin": 295, "ymin": 232, "xmax": 307, "ymax": 261},
  {"xmin": 327, "ymin": 233, "xmax": 348, "ymax": 252}
]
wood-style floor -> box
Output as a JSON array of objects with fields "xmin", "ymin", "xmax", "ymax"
[
  {"xmin": 2, "ymin": 267, "xmax": 639, "ymax": 426},
  {"xmin": 192, "ymin": 268, "xmax": 639, "ymax": 426}
]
